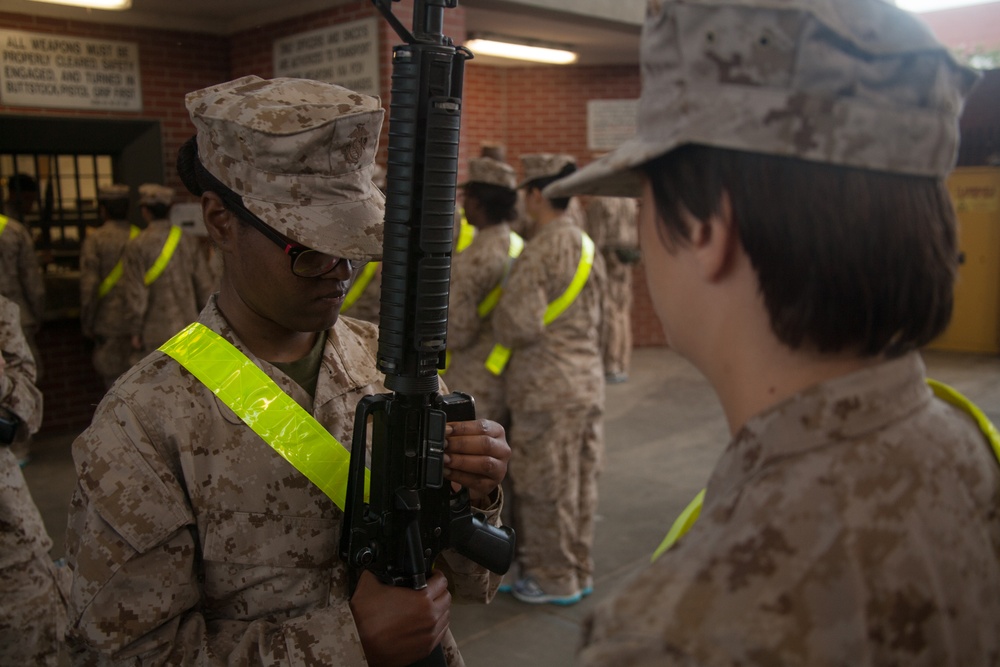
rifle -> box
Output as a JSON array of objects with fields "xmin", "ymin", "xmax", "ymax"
[{"xmin": 340, "ymin": 2, "xmax": 516, "ymax": 665}]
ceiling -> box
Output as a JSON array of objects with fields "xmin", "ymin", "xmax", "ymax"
[{"xmin": 0, "ymin": 0, "xmax": 642, "ymax": 66}]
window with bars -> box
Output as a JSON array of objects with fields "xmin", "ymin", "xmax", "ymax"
[{"xmin": 1, "ymin": 152, "xmax": 114, "ymax": 270}]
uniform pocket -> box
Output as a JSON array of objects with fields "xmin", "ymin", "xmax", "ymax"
[{"xmin": 201, "ymin": 511, "xmax": 338, "ymax": 568}]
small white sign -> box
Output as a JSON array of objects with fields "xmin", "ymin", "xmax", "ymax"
[
  {"xmin": 587, "ymin": 99, "xmax": 639, "ymax": 152},
  {"xmin": 0, "ymin": 29, "xmax": 141, "ymax": 111},
  {"xmin": 273, "ymin": 18, "xmax": 380, "ymax": 99}
]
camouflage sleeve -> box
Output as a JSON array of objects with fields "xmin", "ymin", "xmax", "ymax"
[
  {"xmin": 66, "ymin": 397, "xmax": 370, "ymax": 666},
  {"xmin": 15, "ymin": 226, "xmax": 45, "ymax": 324},
  {"xmin": 119, "ymin": 241, "xmax": 148, "ymax": 339},
  {"xmin": 0, "ymin": 296, "xmax": 42, "ymax": 433},
  {"xmin": 491, "ymin": 239, "xmax": 552, "ymax": 349},
  {"xmin": 447, "ymin": 242, "xmax": 496, "ymax": 352}
]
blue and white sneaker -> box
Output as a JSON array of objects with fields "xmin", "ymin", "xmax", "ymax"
[{"xmin": 510, "ymin": 577, "xmax": 582, "ymax": 606}]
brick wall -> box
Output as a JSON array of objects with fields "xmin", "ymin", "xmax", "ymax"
[
  {"xmin": 229, "ymin": 1, "xmax": 472, "ymax": 179},
  {"xmin": 462, "ymin": 63, "xmax": 665, "ymax": 347},
  {"xmin": 465, "ymin": 64, "xmax": 640, "ymax": 176}
]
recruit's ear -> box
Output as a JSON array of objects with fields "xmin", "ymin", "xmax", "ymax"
[
  {"xmin": 201, "ymin": 192, "xmax": 236, "ymax": 248},
  {"xmin": 690, "ymin": 190, "xmax": 738, "ymax": 283}
]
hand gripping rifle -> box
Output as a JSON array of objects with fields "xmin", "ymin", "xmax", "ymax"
[{"xmin": 340, "ymin": 2, "xmax": 516, "ymax": 665}]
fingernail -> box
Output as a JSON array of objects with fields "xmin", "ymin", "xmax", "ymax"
[
  {"xmin": 443, "ymin": 454, "xmax": 451, "ymax": 465},
  {"xmin": 445, "ymin": 425, "xmax": 454, "ymax": 435}
]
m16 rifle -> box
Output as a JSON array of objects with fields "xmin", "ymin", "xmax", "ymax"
[{"xmin": 340, "ymin": 2, "xmax": 516, "ymax": 665}]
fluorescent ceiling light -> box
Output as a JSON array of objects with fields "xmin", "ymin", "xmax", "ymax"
[
  {"xmin": 28, "ymin": 0, "xmax": 131, "ymax": 9},
  {"xmin": 896, "ymin": 0, "xmax": 997, "ymax": 11},
  {"xmin": 465, "ymin": 38, "xmax": 577, "ymax": 65}
]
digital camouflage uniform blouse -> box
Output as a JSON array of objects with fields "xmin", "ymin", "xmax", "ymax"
[
  {"xmin": 445, "ymin": 223, "xmax": 517, "ymax": 425},
  {"xmin": 0, "ymin": 294, "xmax": 66, "ymax": 666},
  {"xmin": 579, "ymin": 353, "xmax": 1000, "ymax": 666},
  {"xmin": 120, "ymin": 218, "xmax": 215, "ymax": 355},
  {"xmin": 66, "ymin": 297, "xmax": 501, "ymax": 665},
  {"xmin": 492, "ymin": 215, "xmax": 606, "ymax": 413},
  {"xmin": 79, "ymin": 219, "xmax": 137, "ymax": 340},
  {"xmin": 0, "ymin": 216, "xmax": 45, "ymax": 331}
]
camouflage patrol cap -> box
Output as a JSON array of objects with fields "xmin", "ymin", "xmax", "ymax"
[
  {"xmin": 97, "ymin": 183, "xmax": 129, "ymax": 201},
  {"xmin": 464, "ymin": 157, "xmax": 518, "ymax": 190},
  {"xmin": 138, "ymin": 184, "xmax": 175, "ymax": 207},
  {"xmin": 546, "ymin": 0, "xmax": 981, "ymax": 198},
  {"xmin": 185, "ymin": 75, "xmax": 385, "ymax": 261},
  {"xmin": 520, "ymin": 153, "xmax": 576, "ymax": 187}
]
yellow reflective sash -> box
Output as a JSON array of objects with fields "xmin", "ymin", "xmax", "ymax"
[
  {"xmin": 159, "ymin": 322, "xmax": 369, "ymax": 511},
  {"xmin": 651, "ymin": 489, "xmax": 705, "ymax": 563},
  {"xmin": 0, "ymin": 215, "xmax": 7, "ymax": 235},
  {"xmin": 477, "ymin": 231, "xmax": 525, "ymax": 319},
  {"xmin": 441, "ymin": 230, "xmax": 524, "ymax": 376},
  {"xmin": 650, "ymin": 379, "xmax": 1000, "ymax": 562},
  {"xmin": 927, "ymin": 379, "xmax": 1000, "ymax": 463},
  {"xmin": 485, "ymin": 232, "xmax": 595, "ymax": 376},
  {"xmin": 97, "ymin": 225, "xmax": 140, "ymax": 299},
  {"xmin": 457, "ymin": 211, "xmax": 476, "ymax": 253},
  {"xmin": 144, "ymin": 226, "xmax": 183, "ymax": 286},
  {"xmin": 343, "ymin": 262, "xmax": 379, "ymax": 312}
]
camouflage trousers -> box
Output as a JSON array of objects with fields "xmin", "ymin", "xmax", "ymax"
[
  {"xmin": 92, "ymin": 334, "xmax": 134, "ymax": 388},
  {"xmin": 0, "ymin": 553, "xmax": 69, "ymax": 666},
  {"xmin": 603, "ymin": 264, "xmax": 634, "ymax": 377},
  {"xmin": 507, "ymin": 405, "xmax": 604, "ymax": 596}
]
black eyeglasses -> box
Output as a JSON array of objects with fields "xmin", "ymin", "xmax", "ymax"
[{"xmin": 236, "ymin": 207, "xmax": 348, "ymax": 278}]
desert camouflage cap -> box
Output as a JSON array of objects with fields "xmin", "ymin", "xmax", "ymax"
[
  {"xmin": 520, "ymin": 153, "xmax": 576, "ymax": 187},
  {"xmin": 185, "ymin": 75, "xmax": 386, "ymax": 261},
  {"xmin": 98, "ymin": 183, "xmax": 130, "ymax": 201},
  {"xmin": 464, "ymin": 157, "xmax": 518, "ymax": 190},
  {"xmin": 138, "ymin": 183, "xmax": 175, "ymax": 207},
  {"xmin": 546, "ymin": 0, "xmax": 980, "ymax": 198}
]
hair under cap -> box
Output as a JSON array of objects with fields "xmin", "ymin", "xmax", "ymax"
[
  {"xmin": 185, "ymin": 75, "xmax": 386, "ymax": 261},
  {"xmin": 546, "ymin": 0, "xmax": 980, "ymax": 198}
]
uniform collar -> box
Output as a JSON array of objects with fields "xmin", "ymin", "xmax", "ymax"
[
  {"xmin": 198, "ymin": 296, "xmax": 374, "ymax": 414},
  {"xmin": 706, "ymin": 352, "xmax": 930, "ymax": 502}
]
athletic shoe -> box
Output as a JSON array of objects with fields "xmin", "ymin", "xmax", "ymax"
[{"xmin": 510, "ymin": 577, "xmax": 582, "ymax": 606}]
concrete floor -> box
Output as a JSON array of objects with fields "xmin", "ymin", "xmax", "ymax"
[{"xmin": 22, "ymin": 346, "xmax": 1000, "ymax": 666}]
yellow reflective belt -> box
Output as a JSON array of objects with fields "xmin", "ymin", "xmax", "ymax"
[
  {"xmin": 0, "ymin": 215, "xmax": 7, "ymax": 235},
  {"xmin": 343, "ymin": 262, "xmax": 379, "ymax": 312},
  {"xmin": 158, "ymin": 322, "xmax": 369, "ymax": 511},
  {"xmin": 97, "ymin": 225, "xmax": 140, "ymax": 299},
  {"xmin": 144, "ymin": 226, "xmax": 183, "ymax": 286},
  {"xmin": 477, "ymin": 231, "xmax": 525, "ymax": 319},
  {"xmin": 650, "ymin": 379, "xmax": 1000, "ymax": 562},
  {"xmin": 457, "ymin": 211, "xmax": 476, "ymax": 253},
  {"xmin": 485, "ymin": 232, "xmax": 595, "ymax": 376}
]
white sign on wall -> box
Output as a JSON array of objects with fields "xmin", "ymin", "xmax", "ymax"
[
  {"xmin": 587, "ymin": 99, "xmax": 639, "ymax": 152},
  {"xmin": 273, "ymin": 18, "xmax": 380, "ymax": 99},
  {"xmin": 0, "ymin": 29, "xmax": 141, "ymax": 111}
]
